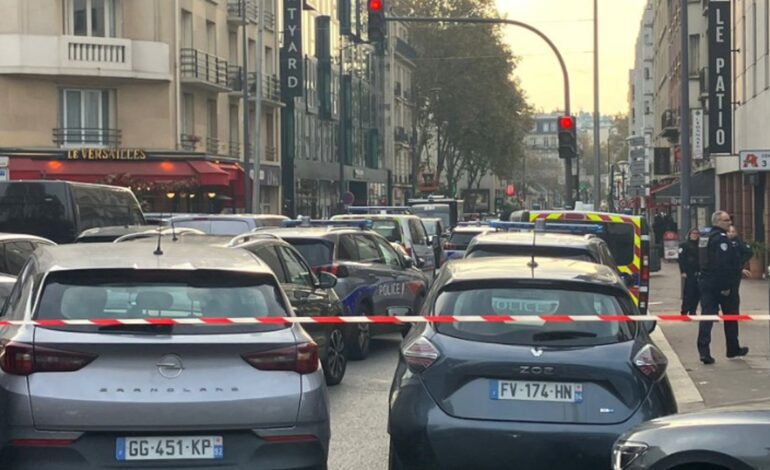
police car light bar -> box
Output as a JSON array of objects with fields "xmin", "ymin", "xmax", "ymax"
[
  {"xmin": 346, "ymin": 206, "xmax": 413, "ymax": 215},
  {"xmin": 489, "ymin": 221, "xmax": 605, "ymax": 235},
  {"xmin": 282, "ymin": 219, "xmax": 374, "ymax": 229}
]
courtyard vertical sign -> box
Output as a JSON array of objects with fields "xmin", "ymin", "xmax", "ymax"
[
  {"xmin": 708, "ymin": 0, "xmax": 732, "ymax": 154},
  {"xmin": 281, "ymin": 0, "xmax": 304, "ymax": 99}
]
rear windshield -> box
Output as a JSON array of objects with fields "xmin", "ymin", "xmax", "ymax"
[
  {"xmin": 34, "ymin": 269, "xmax": 289, "ymax": 333},
  {"xmin": 448, "ymin": 231, "xmax": 483, "ymax": 249},
  {"xmin": 372, "ymin": 220, "xmax": 403, "ymax": 243},
  {"xmin": 466, "ymin": 245, "xmax": 598, "ymax": 263},
  {"xmin": 434, "ymin": 283, "xmax": 635, "ymax": 347},
  {"xmin": 603, "ymin": 223, "xmax": 635, "ymax": 265},
  {"xmin": 410, "ymin": 205, "xmax": 450, "ymax": 228},
  {"xmin": 284, "ymin": 239, "xmax": 334, "ymax": 268}
]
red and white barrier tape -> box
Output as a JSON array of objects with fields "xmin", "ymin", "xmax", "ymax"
[{"xmin": 1, "ymin": 314, "xmax": 769, "ymax": 327}]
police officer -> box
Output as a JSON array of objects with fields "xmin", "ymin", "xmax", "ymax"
[
  {"xmin": 697, "ymin": 211, "xmax": 748, "ymax": 364},
  {"xmin": 678, "ymin": 228, "xmax": 700, "ymax": 315},
  {"xmin": 728, "ymin": 225, "xmax": 754, "ymax": 312}
]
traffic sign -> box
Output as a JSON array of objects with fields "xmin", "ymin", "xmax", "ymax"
[
  {"xmin": 740, "ymin": 150, "xmax": 770, "ymax": 171},
  {"xmin": 342, "ymin": 191, "xmax": 355, "ymax": 205}
]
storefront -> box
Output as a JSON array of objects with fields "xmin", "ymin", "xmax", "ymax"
[
  {"xmin": 0, "ymin": 148, "xmax": 249, "ymax": 213},
  {"xmin": 649, "ymin": 169, "xmax": 716, "ymax": 231}
]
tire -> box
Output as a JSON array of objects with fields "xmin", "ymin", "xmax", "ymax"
[
  {"xmin": 322, "ymin": 327, "xmax": 347, "ymax": 386},
  {"xmin": 346, "ymin": 304, "xmax": 372, "ymax": 360}
]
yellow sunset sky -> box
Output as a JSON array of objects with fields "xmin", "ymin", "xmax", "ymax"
[{"xmin": 495, "ymin": 0, "xmax": 648, "ymax": 115}]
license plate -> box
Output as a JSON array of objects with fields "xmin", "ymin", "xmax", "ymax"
[
  {"xmin": 116, "ymin": 436, "xmax": 223, "ymax": 461},
  {"xmin": 490, "ymin": 380, "xmax": 583, "ymax": 403}
]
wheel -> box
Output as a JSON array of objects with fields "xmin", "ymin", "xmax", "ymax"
[
  {"xmin": 346, "ymin": 305, "xmax": 372, "ymax": 360},
  {"xmin": 322, "ymin": 327, "xmax": 347, "ymax": 386}
]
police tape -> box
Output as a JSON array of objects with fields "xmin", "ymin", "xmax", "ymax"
[{"xmin": 1, "ymin": 315, "xmax": 769, "ymax": 327}]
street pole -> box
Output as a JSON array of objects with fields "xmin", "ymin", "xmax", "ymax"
[
  {"xmin": 338, "ymin": 41, "xmax": 347, "ymax": 212},
  {"xmin": 251, "ymin": 1, "xmax": 264, "ymax": 213},
  {"xmin": 593, "ymin": 0, "xmax": 602, "ymax": 209},
  {"xmin": 241, "ymin": 0, "xmax": 251, "ymax": 213},
  {"xmin": 679, "ymin": 0, "xmax": 692, "ymax": 240},
  {"xmin": 387, "ymin": 16, "xmax": 572, "ymax": 207}
]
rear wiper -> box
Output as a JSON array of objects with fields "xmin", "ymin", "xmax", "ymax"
[
  {"xmin": 532, "ymin": 330, "xmax": 598, "ymax": 341},
  {"xmin": 97, "ymin": 324, "xmax": 174, "ymax": 335}
]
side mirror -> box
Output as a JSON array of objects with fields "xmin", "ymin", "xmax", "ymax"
[
  {"xmin": 316, "ymin": 271, "xmax": 338, "ymax": 289},
  {"xmin": 403, "ymin": 256, "xmax": 415, "ymax": 269},
  {"xmin": 387, "ymin": 306, "xmax": 413, "ymax": 316},
  {"xmin": 643, "ymin": 320, "xmax": 657, "ymax": 333},
  {"xmin": 416, "ymin": 257, "xmax": 426, "ymax": 269}
]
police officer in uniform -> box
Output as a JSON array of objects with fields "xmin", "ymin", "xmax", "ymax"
[
  {"xmin": 697, "ymin": 211, "xmax": 748, "ymax": 364},
  {"xmin": 678, "ymin": 228, "xmax": 701, "ymax": 315}
]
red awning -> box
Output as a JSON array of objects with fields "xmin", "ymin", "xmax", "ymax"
[
  {"xmin": 217, "ymin": 163, "xmax": 243, "ymax": 182},
  {"xmin": 9, "ymin": 158, "xmax": 230, "ymax": 187},
  {"xmin": 188, "ymin": 161, "xmax": 230, "ymax": 186}
]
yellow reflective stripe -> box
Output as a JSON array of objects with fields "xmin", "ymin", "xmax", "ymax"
[
  {"xmin": 618, "ymin": 266, "xmax": 633, "ymax": 275},
  {"xmin": 547, "ymin": 213, "xmax": 562, "ymax": 220},
  {"xmin": 587, "ymin": 214, "xmax": 602, "ymax": 222},
  {"xmin": 628, "ymin": 290, "xmax": 639, "ymax": 305},
  {"xmin": 633, "ymin": 255, "xmax": 641, "ymax": 268},
  {"xmin": 610, "ymin": 215, "xmax": 624, "ymax": 224}
]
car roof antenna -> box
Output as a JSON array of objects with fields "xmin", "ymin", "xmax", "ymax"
[
  {"xmin": 154, "ymin": 211, "xmax": 164, "ymax": 256},
  {"xmin": 528, "ymin": 219, "xmax": 545, "ymax": 269},
  {"xmin": 171, "ymin": 218, "xmax": 178, "ymax": 242}
]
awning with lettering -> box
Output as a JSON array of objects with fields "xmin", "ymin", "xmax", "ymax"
[{"xmin": 8, "ymin": 158, "xmax": 230, "ymax": 187}]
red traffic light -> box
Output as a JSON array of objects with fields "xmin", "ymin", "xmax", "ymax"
[
  {"xmin": 505, "ymin": 184, "xmax": 516, "ymax": 197},
  {"xmin": 369, "ymin": 0, "xmax": 383, "ymax": 12},
  {"xmin": 559, "ymin": 116, "xmax": 574, "ymax": 131}
]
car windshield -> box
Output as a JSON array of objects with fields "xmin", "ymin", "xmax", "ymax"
[
  {"xmin": 410, "ymin": 205, "xmax": 450, "ymax": 228},
  {"xmin": 285, "ymin": 238, "xmax": 334, "ymax": 267},
  {"xmin": 434, "ymin": 283, "xmax": 635, "ymax": 347},
  {"xmin": 372, "ymin": 220, "xmax": 402, "ymax": 243},
  {"xmin": 34, "ymin": 269, "xmax": 288, "ymax": 333},
  {"xmin": 466, "ymin": 245, "xmax": 597, "ymax": 263}
]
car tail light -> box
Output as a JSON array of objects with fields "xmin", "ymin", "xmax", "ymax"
[
  {"xmin": 443, "ymin": 242, "xmax": 456, "ymax": 250},
  {"xmin": 242, "ymin": 342, "xmax": 319, "ymax": 374},
  {"xmin": 641, "ymin": 267, "xmax": 650, "ymax": 282},
  {"xmin": 402, "ymin": 337, "xmax": 440, "ymax": 373},
  {"xmin": 11, "ymin": 439, "xmax": 74, "ymax": 448},
  {"xmin": 633, "ymin": 344, "xmax": 667, "ymax": 381},
  {"xmin": 315, "ymin": 264, "xmax": 349, "ymax": 278},
  {"xmin": 0, "ymin": 341, "xmax": 96, "ymax": 376}
]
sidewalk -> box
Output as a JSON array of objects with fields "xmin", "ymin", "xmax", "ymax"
[{"xmin": 651, "ymin": 261, "xmax": 770, "ymax": 410}]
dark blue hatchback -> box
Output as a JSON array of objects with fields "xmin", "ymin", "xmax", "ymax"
[{"xmin": 388, "ymin": 257, "xmax": 677, "ymax": 470}]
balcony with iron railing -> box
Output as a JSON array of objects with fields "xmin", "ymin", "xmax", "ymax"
[
  {"xmin": 180, "ymin": 133, "xmax": 202, "ymax": 151},
  {"xmin": 229, "ymin": 140, "xmax": 241, "ymax": 158},
  {"xmin": 53, "ymin": 128, "xmax": 121, "ymax": 147},
  {"xmin": 180, "ymin": 48, "xmax": 230, "ymax": 92},
  {"xmin": 228, "ymin": 67, "xmax": 282, "ymax": 104},
  {"xmin": 264, "ymin": 146, "xmax": 278, "ymax": 162},
  {"xmin": 227, "ymin": 0, "xmax": 258, "ymax": 23},
  {"xmin": 206, "ymin": 137, "xmax": 221, "ymax": 155}
]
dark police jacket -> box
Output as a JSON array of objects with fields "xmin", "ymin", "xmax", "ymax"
[
  {"xmin": 731, "ymin": 237, "xmax": 753, "ymax": 285},
  {"xmin": 678, "ymin": 240, "xmax": 699, "ymax": 277},
  {"xmin": 699, "ymin": 226, "xmax": 741, "ymax": 291}
]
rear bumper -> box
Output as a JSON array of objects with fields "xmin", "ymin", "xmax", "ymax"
[
  {"xmin": 389, "ymin": 374, "xmax": 676, "ymax": 470},
  {"xmin": 0, "ymin": 430, "xmax": 327, "ymax": 469}
]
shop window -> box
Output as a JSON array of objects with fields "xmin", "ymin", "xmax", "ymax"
[
  {"xmin": 67, "ymin": 0, "xmax": 118, "ymax": 38},
  {"xmin": 60, "ymin": 88, "xmax": 113, "ymax": 146}
]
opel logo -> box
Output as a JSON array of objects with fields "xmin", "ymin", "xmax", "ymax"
[
  {"xmin": 530, "ymin": 347, "xmax": 544, "ymax": 357},
  {"xmin": 156, "ymin": 354, "xmax": 184, "ymax": 379}
]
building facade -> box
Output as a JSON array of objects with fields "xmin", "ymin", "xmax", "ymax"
[{"xmin": 0, "ymin": 0, "xmax": 282, "ymax": 213}]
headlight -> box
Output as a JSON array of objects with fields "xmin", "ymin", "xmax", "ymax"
[{"xmin": 612, "ymin": 441, "xmax": 648, "ymax": 470}]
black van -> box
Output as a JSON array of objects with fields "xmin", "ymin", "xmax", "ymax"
[{"xmin": 0, "ymin": 181, "xmax": 145, "ymax": 243}]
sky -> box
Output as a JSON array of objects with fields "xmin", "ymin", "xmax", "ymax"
[{"xmin": 495, "ymin": 0, "xmax": 647, "ymax": 115}]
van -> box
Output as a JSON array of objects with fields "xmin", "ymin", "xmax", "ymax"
[{"xmin": 0, "ymin": 181, "xmax": 145, "ymax": 243}]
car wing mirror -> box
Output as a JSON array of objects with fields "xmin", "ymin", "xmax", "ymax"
[
  {"xmin": 316, "ymin": 271, "xmax": 338, "ymax": 289},
  {"xmin": 403, "ymin": 256, "xmax": 415, "ymax": 269}
]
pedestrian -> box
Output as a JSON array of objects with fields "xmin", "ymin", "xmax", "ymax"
[
  {"xmin": 727, "ymin": 225, "xmax": 753, "ymax": 313},
  {"xmin": 697, "ymin": 211, "xmax": 748, "ymax": 364},
  {"xmin": 678, "ymin": 228, "xmax": 700, "ymax": 315}
]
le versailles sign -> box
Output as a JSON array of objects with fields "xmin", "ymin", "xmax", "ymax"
[{"xmin": 66, "ymin": 148, "xmax": 147, "ymax": 161}]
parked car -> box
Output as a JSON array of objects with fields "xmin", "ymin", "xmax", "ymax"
[
  {"xmin": 167, "ymin": 214, "xmax": 289, "ymax": 236},
  {"xmin": 442, "ymin": 224, "xmax": 496, "ymax": 260},
  {"xmin": 613, "ymin": 405, "xmax": 770, "ymax": 470},
  {"xmin": 421, "ymin": 217, "xmax": 447, "ymax": 267},
  {"xmin": 146, "ymin": 233, "xmax": 348, "ymax": 386},
  {"xmin": 75, "ymin": 225, "xmax": 162, "ymax": 243},
  {"xmin": 260, "ymin": 225, "xmax": 431, "ymax": 360},
  {"xmin": 331, "ymin": 214, "xmax": 437, "ymax": 278},
  {"xmin": 388, "ymin": 257, "xmax": 676, "ymax": 470},
  {"xmin": 0, "ymin": 242, "xmax": 329, "ymax": 469},
  {"xmin": 0, "ymin": 180, "xmax": 145, "ymax": 243},
  {"xmin": 0, "ymin": 233, "xmax": 56, "ymax": 275}
]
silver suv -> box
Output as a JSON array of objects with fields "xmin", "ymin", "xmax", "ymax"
[{"xmin": 0, "ymin": 243, "xmax": 330, "ymax": 469}]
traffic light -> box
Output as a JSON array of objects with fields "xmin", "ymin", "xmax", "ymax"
[
  {"xmin": 557, "ymin": 115, "xmax": 577, "ymax": 160},
  {"xmin": 368, "ymin": 0, "xmax": 386, "ymax": 44}
]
